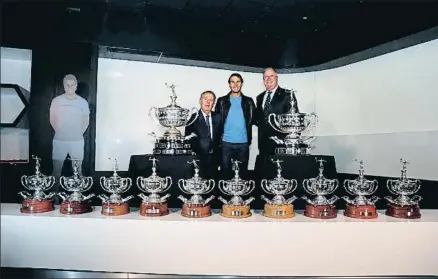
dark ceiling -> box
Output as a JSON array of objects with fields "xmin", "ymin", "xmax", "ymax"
[{"xmin": 2, "ymin": 0, "xmax": 438, "ymax": 68}]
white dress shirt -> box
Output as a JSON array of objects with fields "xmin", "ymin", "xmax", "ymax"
[
  {"xmin": 201, "ymin": 111, "xmax": 213, "ymax": 139},
  {"xmin": 262, "ymin": 85, "xmax": 279, "ymax": 108}
]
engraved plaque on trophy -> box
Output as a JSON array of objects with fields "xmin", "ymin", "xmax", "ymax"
[
  {"xmin": 137, "ymin": 157, "xmax": 172, "ymax": 216},
  {"xmin": 343, "ymin": 159, "xmax": 379, "ymax": 219},
  {"xmin": 178, "ymin": 160, "xmax": 215, "ymax": 218},
  {"xmin": 149, "ymin": 83, "xmax": 198, "ymax": 155},
  {"xmin": 385, "ymin": 159, "xmax": 422, "ymax": 219},
  {"xmin": 58, "ymin": 159, "xmax": 95, "ymax": 215},
  {"xmin": 98, "ymin": 157, "xmax": 134, "ymax": 216},
  {"xmin": 19, "ymin": 155, "xmax": 56, "ymax": 213},
  {"xmin": 261, "ymin": 159, "xmax": 298, "ymax": 218},
  {"xmin": 218, "ymin": 159, "xmax": 255, "ymax": 218},
  {"xmin": 268, "ymin": 89, "xmax": 318, "ymax": 155},
  {"xmin": 302, "ymin": 158, "xmax": 339, "ymax": 219}
]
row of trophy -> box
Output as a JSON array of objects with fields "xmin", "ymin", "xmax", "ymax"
[{"xmin": 19, "ymin": 155, "xmax": 422, "ymax": 220}]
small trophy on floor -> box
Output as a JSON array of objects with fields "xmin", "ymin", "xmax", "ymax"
[
  {"xmin": 19, "ymin": 155, "xmax": 56, "ymax": 213},
  {"xmin": 385, "ymin": 159, "xmax": 422, "ymax": 219},
  {"xmin": 178, "ymin": 160, "xmax": 215, "ymax": 218},
  {"xmin": 343, "ymin": 159, "xmax": 379, "ymax": 219},
  {"xmin": 302, "ymin": 158, "xmax": 339, "ymax": 219},
  {"xmin": 218, "ymin": 159, "xmax": 255, "ymax": 218},
  {"xmin": 58, "ymin": 159, "xmax": 95, "ymax": 215},
  {"xmin": 261, "ymin": 159, "xmax": 298, "ymax": 218},
  {"xmin": 99, "ymin": 157, "xmax": 134, "ymax": 216},
  {"xmin": 137, "ymin": 157, "xmax": 172, "ymax": 216}
]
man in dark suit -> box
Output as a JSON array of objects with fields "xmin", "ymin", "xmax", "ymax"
[
  {"xmin": 255, "ymin": 67, "xmax": 299, "ymax": 158},
  {"xmin": 186, "ymin": 90, "xmax": 222, "ymax": 178}
]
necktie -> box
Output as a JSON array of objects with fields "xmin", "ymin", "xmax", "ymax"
[
  {"xmin": 206, "ymin": 115, "xmax": 212, "ymax": 139},
  {"xmin": 263, "ymin": 91, "xmax": 272, "ymax": 118}
]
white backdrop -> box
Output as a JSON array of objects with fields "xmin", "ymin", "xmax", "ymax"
[{"xmin": 96, "ymin": 39, "xmax": 438, "ymax": 180}]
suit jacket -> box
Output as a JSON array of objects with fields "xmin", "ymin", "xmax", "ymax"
[
  {"xmin": 255, "ymin": 87, "xmax": 299, "ymax": 154},
  {"xmin": 186, "ymin": 110, "xmax": 223, "ymax": 157}
]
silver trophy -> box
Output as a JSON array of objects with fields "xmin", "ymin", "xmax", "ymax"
[
  {"xmin": 302, "ymin": 158, "xmax": 339, "ymax": 206},
  {"xmin": 269, "ymin": 89, "xmax": 318, "ymax": 155},
  {"xmin": 19, "ymin": 155, "xmax": 56, "ymax": 201},
  {"xmin": 178, "ymin": 160, "xmax": 215, "ymax": 207},
  {"xmin": 99, "ymin": 157, "xmax": 134, "ymax": 205},
  {"xmin": 136, "ymin": 157, "xmax": 172, "ymax": 204},
  {"xmin": 261, "ymin": 159, "xmax": 298, "ymax": 206},
  {"xmin": 58, "ymin": 159, "xmax": 95, "ymax": 203},
  {"xmin": 343, "ymin": 159, "xmax": 379, "ymax": 206},
  {"xmin": 218, "ymin": 159, "xmax": 256, "ymax": 207},
  {"xmin": 385, "ymin": 159, "xmax": 422, "ymax": 207},
  {"xmin": 149, "ymin": 83, "xmax": 198, "ymax": 155}
]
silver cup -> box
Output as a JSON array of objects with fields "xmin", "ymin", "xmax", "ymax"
[
  {"xmin": 58, "ymin": 159, "xmax": 95, "ymax": 203},
  {"xmin": 343, "ymin": 159, "xmax": 379, "ymax": 206},
  {"xmin": 268, "ymin": 89, "xmax": 318, "ymax": 155},
  {"xmin": 19, "ymin": 155, "xmax": 56, "ymax": 201},
  {"xmin": 218, "ymin": 159, "xmax": 255, "ymax": 206},
  {"xmin": 99, "ymin": 157, "xmax": 134, "ymax": 204},
  {"xmin": 302, "ymin": 158, "xmax": 339, "ymax": 206},
  {"xmin": 385, "ymin": 159, "xmax": 422, "ymax": 206},
  {"xmin": 261, "ymin": 159, "xmax": 298, "ymax": 205},
  {"xmin": 136, "ymin": 157, "xmax": 172, "ymax": 203},
  {"xmin": 178, "ymin": 160, "xmax": 215, "ymax": 206}
]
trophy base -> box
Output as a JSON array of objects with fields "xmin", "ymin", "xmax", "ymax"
[
  {"xmin": 263, "ymin": 204, "xmax": 295, "ymax": 219},
  {"xmin": 139, "ymin": 202, "xmax": 169, "ymax": 217},
  {"xmin": 304, "ymin": 204, "xmax": 337, "ymax": 219},
  {"xmin": 181, "ymin": 204, "xmax": 211, "ymax": 218},
  {"xmin": 344, "ymin": 205, "xmax": 378, "ymax": 219},
  {"xmin": 221, "ymin": 205, "xmax": 252, "ymax": 218},
  {"xmin": 153, "ymin": 138, "xmax": 194, "ymax": 155},
  {"xmin": 386, "ymin": 203, "xmax": 421, "ymax": 219},
  {"xmin": 60, "ymin": 201, "xmax": 92, "ymax": 215},
  {"xmin": 275, "ymin": 145, "xmax": 310, "ymax": 156},
  {"xmin": 101, "ymin": 203, "xmax": 130, "ymax": 216},
  {"xmin": 20, "ymin": 199, "xmax": 55, "ymax": 214}
]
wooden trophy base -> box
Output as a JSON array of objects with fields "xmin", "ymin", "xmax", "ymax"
[
  {"xmin": 101, "ymin": 203, "xmax": 130, "ymax": 216},
  {"xmin": 20, "ymin": 199, "xmax": 55, "ymax": 214},
  {"xmin": 263, "ymin": 204, "xmax": 295, "ymax": 219},
  {"xmin": 181, "ymin": 204, "xmax": 211, "ymax": 218},
  {"xmin": 344, "ymin": 205, "xmax": 378, "ymax": 219},
  {"xmin": 221, "ymin": 205, "xmax": 252, "ymax": 219},
  {"xmin": 386, "ymin": 203, "xmax": 421, "ymax": 219},
  {"xmin": 60, "ymin": 201, "xmax": 92, "ymax": 215},
  {"xmin": 139, "ymin": 202, "xmax": 169, "ymax": 217},
  {"xmin": 304, "ymin": 204, "xmax": 337, "ymax": 219}
]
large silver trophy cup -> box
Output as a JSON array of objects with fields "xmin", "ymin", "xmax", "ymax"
[
  {"xmin": 218, "ymin": 159, "xmax": 255, "ymax": 218},
  {"xmin": 343, "ymin": 159, "xmax": 379, "ymax": 219},
  {"xmin": 58, "ymin": 159, "xmax": 94, "ymax": 214},
  {"xmin": 385, "ymin": 159, "xmax": 422, "ymax": 219},
  {"xmin": 99, "ymin": 157, "xmax": 134, "ymax": 216},
  {"xmin": 19, "ymin": 155, "xmax": 56, "ymax": 213},
  {"xmin": 261, "ymin": 159, "xmax": 298, "ymax": 218},
  {"xmin": 302, "ymin": 158, "xmax": 339, "ymax": 218},
  {"xmin": 269, "ymin": 89, "xmax": 318, "ymax": 155},
  {"xmin": 136, "ymin": 157, "xmax": 172, "ymax": 216},
  {"xmin": 149, "ymin": 83, "xmax": 198, "ymax": 155},
  {"xmin": 178, "ymin": 160, "xmax": 215, "ymax": 218}
]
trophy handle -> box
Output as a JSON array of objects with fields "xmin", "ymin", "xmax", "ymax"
[
  {"xmin": 124, "ymin": 177, "xmax": 132, "ymax": 190},
  {"xmin": 343, "ymin": 180, "xmax": 355, "ymax": 196},
  {"xmin": 185, "ymin": 108, "xmax": 199, "ymax": 127},
  {"xmin": 21, "ymin": 176, "xmax": 28, "ymax": 189},
  {"xmin": 83, "ymin": 177, "xmax": 93, "ymax": 191},
  {"xmin": 218, "ymin": 180, "xmax": 228, "ymax": 195},
  {"xmin": 149, "ymin": 107, "xmax": 161, "ymax": 126},
  {"xmin": 100, "ymin": 177, "xmax": 105, "ymax": 189},
  {"xmin": 136, "ymin": 176, "xmax": 144, "ymax": 191},
  {"xmin": 60, "ymin": 177, "xmax": 67, "ymax": 191},
  {"xmin": 164, "ymin": 176, "xmax": 172, "ymax": 191},
  {"xmin": 43, "ymin": 176, "xmax": 55, "ymax": 191},
  {"xmin": 302, "ymin": 179, "xmax": 314, "ymax": 195},
  {"xmin": 386, "ymin": 180, "xmax": 399, "ymax": 195},
  {"xmin": 326, "ymin": 179, "xmax": 338, "ymax": 195},
  {"xmin": 290, "ymin": 179, "xmax": 298, "ymax": 193},
  {"xmin": 261, "ymin": 179, "xmax": 269, "ymax": 194},
  {"xmin": 177, "ymin": 178, "xmax": 186, "ymax": 193},
  {"xmin": 206, "ymin": 179, "xmax": 215, "ymax": 194},
  {"xmin": 268, "ymin": 113, "xmax": 286, "ymax": 133},
  {"xmin": 246, "ymin": 181, "xmax": 256, "ymax": 195}
]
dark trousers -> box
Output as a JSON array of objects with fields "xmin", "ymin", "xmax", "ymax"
[
  {"xmin": 198, "ymin": 153, "xmax": 219, "ymax": 179},
  {"xmin": 220, "ymin": 141, "xmax": 249, "ymax": 179}
]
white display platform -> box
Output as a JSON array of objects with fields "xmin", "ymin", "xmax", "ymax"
[{"xmin": 1, "ymin": 203, "xmax": 438, "ymax": 277}]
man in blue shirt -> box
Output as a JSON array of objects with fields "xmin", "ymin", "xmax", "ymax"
[{"xmin": 215, "ymin": 73, "xmax": 256, "ymax": 177}]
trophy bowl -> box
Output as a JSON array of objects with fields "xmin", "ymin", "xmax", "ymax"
[
  {"xmin": 99, "ymin": 157, "xmax": 134, "ymax": 216},
  {"xmin": 261, "ymin": 159, "xmax": 298, "ymax": 218},
  {"xmin": 385, "ymin": 159, "xmax": 422, "ymax": 219},
  {"xmin": 178, "ymin": 160, "xmax": 215, "ymax": 218},
  {"xmin": 19, "ymin": 155, "xmax": 56, "ymax": 213},
  {"xmin": 302, "ymin": 158, "xmax": 339, "ymax": 219},
  {"xmin": 136, "ymin": 157, "xmax": 172, "ymax": 217},
  {"xmin": 58, "ymin": 160, "xmax": 94, "ymax": 215},
  {"xmin": 218, "ymin": 160, "xmax": 255, "ymax": 218},
  {"xmin": 342, "ymin": 159, "xmax": 379, "ymax": 219}
]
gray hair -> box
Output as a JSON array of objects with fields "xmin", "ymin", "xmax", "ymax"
[{"xmin": 63, "ymin": 74, "xmax": 77, "ymax": 85}]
